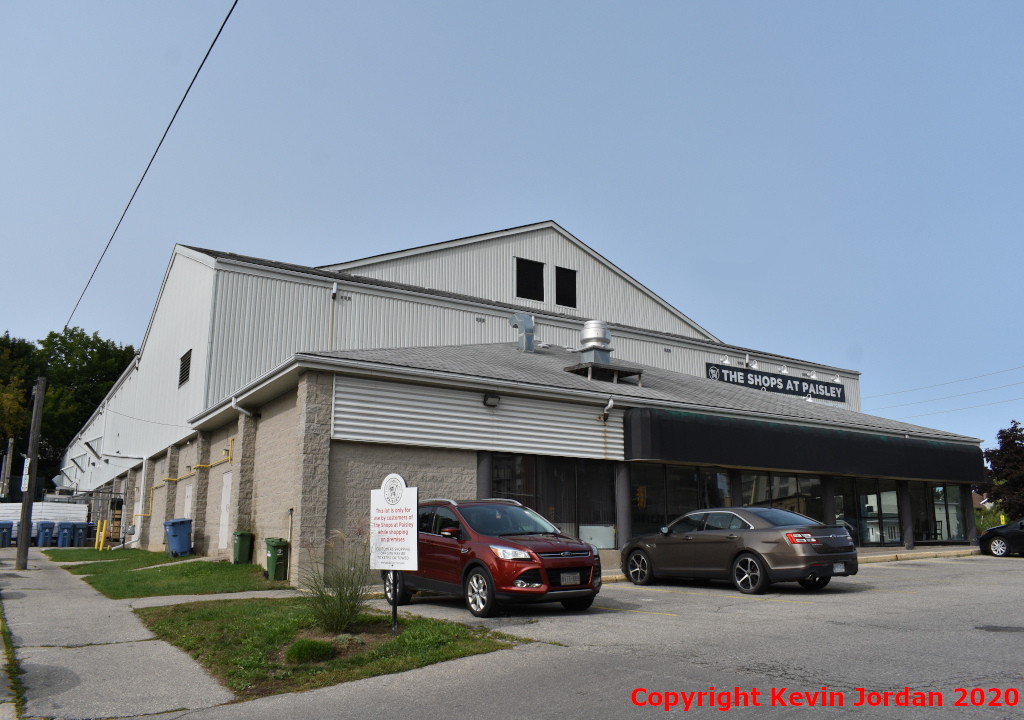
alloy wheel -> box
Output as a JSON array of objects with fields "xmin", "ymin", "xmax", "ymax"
[
  {"xmin": 628, "ymin": 551, "xmax": 651, "ymax": 585},
  {"xmin": 990, "ymin": 537, "xmax": 1009, "ymax": 557},
  {"xmin": 467, "ymin": 572, "xmax": 489, "ymax": 613},
  {"xmin": 734, "ymin": 556, "xmax": 761, "ymax": 592}
]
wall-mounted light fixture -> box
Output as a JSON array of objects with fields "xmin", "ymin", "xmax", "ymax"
[
  {"xmin": 833, "ymin": 374, "xmax": 841, "ymax": 384},
  {"xmin": 482, "ymin": 394, "xmax": 501, "ymax": 408},
  {"xmin": 803, "ymin": 370, "xmax": 818, "ymax": 380},
  {"xmin": 779, "ymin": 365, "xmax": 789, "ymax": 375},
  {"xmin": 720, "ymin": 356, "xmax": 730, "ymax": 365}
]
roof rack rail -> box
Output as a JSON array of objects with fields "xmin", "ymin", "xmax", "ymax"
[
  {"xmin": 479, "ymin": 498, "xmax": 523, "ymax": 506},
  {"xmin": 422, "ymin": 498, "xmax": 458, "ymax": 506}
]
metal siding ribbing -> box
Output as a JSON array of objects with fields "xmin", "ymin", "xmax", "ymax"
[
  {"xmin": 207, "ymin": 270, "xmax": 332, "ymax": 406},
  {"xmin": 339, "ymin": 228, "xmax": 709, "ymax": 340},
  {"xmin": 333, "ymin": 376, "xmax": 624, "ymax": 460},
  {"xmin": 62, "ymin": 253, "xmax": 215, "ymax": 491}
]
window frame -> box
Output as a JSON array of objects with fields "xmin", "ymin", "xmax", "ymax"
[{"xmin": 515, "ymin": 257, "xmax": 545, "ymax": 302}]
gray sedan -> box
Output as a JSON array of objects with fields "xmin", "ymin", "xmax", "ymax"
[{"xmin": 620, "ymin": 507, "xmax": 859, "ymax": 594}]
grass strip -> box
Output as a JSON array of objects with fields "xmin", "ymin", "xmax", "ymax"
[
  {"xmin": 86, "ymin": 561, "xmax": 290, "ymax": 599},
  {"xmin": 44, "ymin": 548, "xmax": 191, "ymax": 576},
  {"xmin": 0, "ymin": 597, "xmax": 26, "ymax": 715},
  {"xmin": 136, "ymin": 598, "xmax": 518, "ymax": 698}
]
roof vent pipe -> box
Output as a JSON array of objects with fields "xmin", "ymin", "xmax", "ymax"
[
  {"xmin": 580, "ymin": 320, "xmax": 612, "ymax": 364},
  {"xmin": 509, "ymin": 313, "xmax": 535, "ymax": 353}
]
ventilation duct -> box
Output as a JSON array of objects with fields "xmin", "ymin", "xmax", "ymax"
[{"xmin": 509, "ymin": 313, "xmax": 535, "ymax": 353}]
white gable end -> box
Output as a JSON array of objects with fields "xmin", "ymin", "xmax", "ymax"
[{"xmin": 324, "ymin": 223, "xmax": 716, "ymax": 341}]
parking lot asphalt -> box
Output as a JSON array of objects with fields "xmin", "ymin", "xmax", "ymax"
[{"xmin": 158, "ymin": 554, "xmax": 1023, "ymax": 720}]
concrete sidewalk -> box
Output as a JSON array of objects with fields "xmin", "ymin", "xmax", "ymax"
[{"xmin": 0, "ymin": 548, "xmax": 233, "ymax": 720}]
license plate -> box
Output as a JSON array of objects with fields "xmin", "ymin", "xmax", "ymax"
[
  {"xmin": 833, "ymin": 562, "xmax": 845, "ymax": 574},
  {"xmin": 561, "ymin": 571, "xmax": 580, "ymax": 585}
]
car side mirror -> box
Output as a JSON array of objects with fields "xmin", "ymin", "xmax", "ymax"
[
  {"xmin": 440, "ymin": 527, "xmax": 460, "ymax": 538},
  {"xmin": 660, "ymin": 526, "xmax": 669, "ymax": 535}
]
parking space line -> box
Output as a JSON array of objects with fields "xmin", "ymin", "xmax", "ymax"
[
  {"xmin": 623, "ymin": 586, "xmax": 815, "ymax": 604},
  {"xmin": 863, "ymin": 589, "xmax": 918, "ymax": 593},
  {"xmin": 593, "ymin": 605, "xmax": 678, "ymax": 616}
]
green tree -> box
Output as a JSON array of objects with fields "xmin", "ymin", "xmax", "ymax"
[
  {"xmin": 984, "ymin": 420, "xmax": 1024, "ymax": 520},
  {"xmin": 0, "ymin": 328, "xmax": 135, "ymax": 494}
]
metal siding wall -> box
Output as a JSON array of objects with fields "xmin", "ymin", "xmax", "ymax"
[
  {"xmin": 332, "ymin": 376, "xmax": 624, "ymax": 460},
  {"xmin": 62, "ymin": 254, "xmax": 215, "ymax": 491},
  {"xmin": 337, "ymin": 228, "xmax": 709, "ymax": 340},
  {"xmin": 207, "ymin": 270, "xmax": 333, "ymax": 406}
]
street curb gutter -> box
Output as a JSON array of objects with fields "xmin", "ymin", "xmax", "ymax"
[{"xmin": 0, "ymin": 598, "xmax": 22, "ymax": 719}]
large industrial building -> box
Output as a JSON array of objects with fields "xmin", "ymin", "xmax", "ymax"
[{"xmin": 60, "ymin": 221, "xmax": 983, "ymax": 578}]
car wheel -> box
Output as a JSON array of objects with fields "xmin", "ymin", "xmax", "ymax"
[
  {"xmin": 561, "ymin": 594, "xmax": 596, "ymax": 611},
  {"xmin": 732, "ymin": 553, "xmax": 767, "ymax": 594},
  {"xmin": 798, "ymin": 575, "xmax": 831, "ymax": 590},
  {"xmin": 465, "ymin": 568, "xmax": 497, "ymax": 618},
  {"xmin": 989, "ymin": 537, "xmax": 1010, "ymax": 557},
  {"xmin": 383, "ymin": 571, "xmax": 413, "ymax": 605},
  {"xmin": 627, "ymin": 550, "xmax": 653, "ymax": 585}
]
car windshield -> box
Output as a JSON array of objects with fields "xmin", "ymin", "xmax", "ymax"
[
  {"xmin": 748, "ymin": 508, "xmax": 822, "ymax": 527},
  {"xmin": 458, "ymin": 504, "xmax": 559, "ymax": 536}
]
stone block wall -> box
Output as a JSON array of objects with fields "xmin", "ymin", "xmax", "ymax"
[
  {"xmin": 252, "ymin": 386, "xmax": 302, "ymax": 573},
  {"xmin": 326, "ymin": 440, "xmax": 477, "ymax": 565}
]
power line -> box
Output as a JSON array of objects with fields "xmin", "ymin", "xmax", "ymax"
[
  {"xmin": 63, "ymin": 0, "xmax": 240, "ymax": 331},
  {"xmin": 895, "ymin": 396, "xmax": 1024, "ymax": 420},
  {"xmin": 102, "ymin": 407, "xmax": 192, "ymax": 429},
  {"xmin": 866, "ymin": 380, "xmax": 1024, "ymax": 412},
  {"xmin": 863, "ymin": 364, "xmax": 1024, "ymax": 400}
]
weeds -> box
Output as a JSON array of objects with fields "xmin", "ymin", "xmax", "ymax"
[{"xmin": 300, "ymin": 530, "xmax": 373, "ymax": 634}]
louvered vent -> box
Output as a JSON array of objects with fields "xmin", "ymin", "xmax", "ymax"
[{"xmin": 179, "ymin": 350, "xmax": 192, "ymax": 387}]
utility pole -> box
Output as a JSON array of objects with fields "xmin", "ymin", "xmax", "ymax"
[
  {"xmin": 0, "ymin": 438, "xmax": 12, "ymax": 499},
  {"xmin": 16, "ymin": 377, "xmax": 46, "ymax": 571}
]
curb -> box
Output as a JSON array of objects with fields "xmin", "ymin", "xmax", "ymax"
[{"xmin": 858, "ymin": 547, "xmax": 980, "ymax": 564}]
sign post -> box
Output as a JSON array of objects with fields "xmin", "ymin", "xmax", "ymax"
[{"xmin": 369, "ymin": 473, "xmax": 417, "ymax": 635}]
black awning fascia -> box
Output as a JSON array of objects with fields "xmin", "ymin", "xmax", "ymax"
[{"xmin": 624, "ymin": 408, "xmax": 984, "ymax": 484}]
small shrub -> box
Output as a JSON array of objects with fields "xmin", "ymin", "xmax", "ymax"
[
  {"xmin": 300, "ymin": 531, "xmax": 372, "ymax": 634},
  {"xmin": 285, "ymin": 638, "xmax": 335, "ymax": 664}
]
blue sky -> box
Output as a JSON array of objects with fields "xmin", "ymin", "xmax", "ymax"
[{"xmin": 2, "ymin": 2, "xmax": 1021, "ymax": 449}]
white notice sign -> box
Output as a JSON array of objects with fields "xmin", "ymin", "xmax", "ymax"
[
  {"xmin": 20, "ymin": 458, "xmax": 30, "ymax": 493},
  {"xmin": 369, "ymin": 473, "xmax": 418, "ymax": 571}
]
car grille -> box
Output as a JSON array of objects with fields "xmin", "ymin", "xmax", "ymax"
[
  {"xmin": 813, "ymin": 544, "xmax": 855, "ymax": 554},
  {"xmin": 538, "ymin": 551, "xmax": 591, "ymax": 558},
  {"xmin": 516, "ymin": 569, "xmax": 543, "ymax": 585},
  {"xmin": 545, "ymin": 566, "xmax": 592, "ymax": 586}
]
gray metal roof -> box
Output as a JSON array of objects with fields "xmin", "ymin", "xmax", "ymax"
[
  {"xmin": 304, "ymin": 342, "xmax": 978, "ymax": 445},
  {"xmin": 183, "ymin": 244, "xmax": 859, "ymax": 374}
]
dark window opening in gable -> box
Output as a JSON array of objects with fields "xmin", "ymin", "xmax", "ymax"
[
  {"xmin": 516, "ymin": 258, "xmax": 544, "ymax": 301},
  {"xmin": 179, "ymin": 350, "xmax": 192, "ymax": 387},
  {"xmin": 555, "ymin": 266, "xmax": 577, "ymax": 308}
]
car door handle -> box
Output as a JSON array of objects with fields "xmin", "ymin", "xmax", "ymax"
[
  {"xmin": 727, "ymin": 534, "xmax": 739, "ymax": 539},
  {"xmin": 684, "ymin": 536, "xmax": 693, "ymax": 541},
  {"xmin": 460, "ymin": 548, "xmax": 469, "ymax": 554}
]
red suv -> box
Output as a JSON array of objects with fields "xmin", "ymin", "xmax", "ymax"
[{"xmin": 383, "ymin": 498, "xmax": 601, "ymax": 617}]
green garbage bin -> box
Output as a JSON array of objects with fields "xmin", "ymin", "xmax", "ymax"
[
  {"xmin": 233, "ymin": 531, "xmax": 254, "ymax": 564},
  {"xmin": 265, "ymin": 537, "xmax": 289, "ymax": 581}
]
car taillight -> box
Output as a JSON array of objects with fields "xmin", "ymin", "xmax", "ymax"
[{"xmin": 786, "ymin": 532, "xmax": 819, "ymax": 545}]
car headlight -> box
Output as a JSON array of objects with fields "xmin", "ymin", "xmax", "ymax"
[
  {"xmin": 490, "ymin": 545, "xmax": 531, "ymax": 560},
  {"xmin": 589, "ymin": 543, "xmax": 600, "ymax": 558}
]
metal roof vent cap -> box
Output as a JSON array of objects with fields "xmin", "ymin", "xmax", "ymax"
[{"xmin": 580, "ymin": 320, "xmax": 612, "ymax": 364}]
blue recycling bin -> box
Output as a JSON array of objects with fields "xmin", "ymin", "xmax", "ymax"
[
  {"xmin": 72, "ymin": 522, "xmax": 89, "ymax": 547},
  {"xmin": 163, "ymin": 518, "xmax": 193, "ymax": 558},
  {"xmin": 57, "ymin": 522, "xmax": 74, "ymax": 547},
  {"xmin": 0, "ymin": 522, "xmax": 12, "ymax": 548},
  {"xmin": 37, "ymin": 521, "xmax": 55, "ymax": 547}
]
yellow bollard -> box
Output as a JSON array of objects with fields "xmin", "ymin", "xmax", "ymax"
[
  {"xmin": 98, "ymin": 520, "xmax": 108, "ymax": 551},
  {"xmin": 94, "ymin": 523, "xmax": 101, "ymax": 549}
]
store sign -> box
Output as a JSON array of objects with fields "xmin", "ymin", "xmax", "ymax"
[
  {"xmin": 369, "ymin": 473, "xmax": 418, "ymax": 571},
  {"xmin": 705, "ymin": 363, "xmax": 846, "ymax": 403}
]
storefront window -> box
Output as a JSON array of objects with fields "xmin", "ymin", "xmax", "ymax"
[
  {"xmin": 700, "ymin": 469, "xmax": 732, "ymax": 507},
  {"xmin": 878, "ymin": 480, "xmax": 901, "ymax": 544},
  {"xmin": 799, "ymin": 476, "xmax": 823, "ymax": 521},
  {"xmin": 666, "ymin": 466, "xmax": 699, "ymax": 520},
  {"xmin": 630, "ymin": 464, "xmax": 667, "ymax": 537},
  {"xmin": 946, "ymin": 484, "xmax": 964, "ymax": 540},
  {"xmin": 742, "ymin": 473, "xmax": 772, "ymax": 507},
  {"xmin": 772, "ymin": 475, "xmax": 799, "ymax": 513},
  {"xmin": 493, "ymin": 453, "xmax": 615, "ymax": 546}
]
